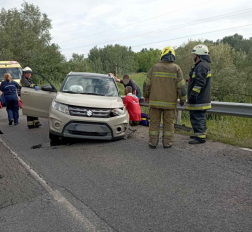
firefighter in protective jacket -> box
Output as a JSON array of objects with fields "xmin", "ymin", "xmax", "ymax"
[
  {"xmin": 186, "ymin": 44, "xmax": 211, "ymax": 144},
  {"xmin": 20, "ymin": 67, "xmax": 42, "ymax": 129},
  {"xmin": 143, "ymin": 46, "xmax": 187, "ymax": 149}
]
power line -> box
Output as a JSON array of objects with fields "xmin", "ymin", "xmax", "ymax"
[
  {"xmin": 62, "ymin": 8, "xmax": 252, "ymax": 51},
  {"xmin": 131, "ymin": 23, "xmax": 252, "ymax": 48},
  {"xmin": 63, "ymin": 23, "xmax": 252, "ymax": 58},
  {"xmin": 64, "ymin": 23, "xmax": 252, "ymax": 56},
  {"xmin": 58, "ymin": 0, "xmax": 216, "ymax": 44}
]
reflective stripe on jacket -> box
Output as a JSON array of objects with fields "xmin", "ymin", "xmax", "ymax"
[
  {"xmin": 143, "ymin": 61, "xmax": 187, "ymax": 109},
  {"xmin": 186, "ymin": 61, "xmax": 211, "ymax": 110}
]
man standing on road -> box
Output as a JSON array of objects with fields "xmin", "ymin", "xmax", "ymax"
[
  {"xmin": 143, "ymin": 46, "xmax": 187, "ymax": 149},
  {"xmin": 20, "ymin": 67, "xmax": 42, "ymax": 129},
  {"xmin": 123, "ymin": 86, "xmax": 141, "ymax": 126},
  {"xmin": 110, "ymin": 73, "xmax": 142, "ymax": 100},
  {"xmin": 186, "ymin": 44, "xmax": 211, "ymax": 144}
]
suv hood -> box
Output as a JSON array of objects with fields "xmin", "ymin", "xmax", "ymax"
[{"xmin": 55, "ymin": 92, "xmax": 124, "ymax": 108}]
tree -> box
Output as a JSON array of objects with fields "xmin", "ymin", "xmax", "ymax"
[
  {"xmin": 218, "ymin": 34, "xmax": 252, "ymax": 54},
  {"xmin": 135, "ymin": 48, "xmax": 160, "ymax": 72},
  {"xmin": 88, "ymin": 44, "xmax": 138, "ymax": 74},
  {"xmin": 66, "ymin": 53, "xmax": 92, "ymax": 73},
  {"xmin": 0, "ymin": 2, "xmax": 65, "ymax": 84}
]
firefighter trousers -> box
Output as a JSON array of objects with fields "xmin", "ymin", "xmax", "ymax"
[
  {"xmin": 149, "ymin": 107, "xmax": 176, "ymax": 146},
  {"xmin": 27, "ymin": 116, "xmax": 40, "ymax": 128},
  {"xmin": 189, "ymin": 110, "xmax": 207, "ymax": 140}
]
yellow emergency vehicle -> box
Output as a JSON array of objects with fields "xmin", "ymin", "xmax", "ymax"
[{"xmin": 0, "ymin": 61, "xmax": 22, "ymax": 85}]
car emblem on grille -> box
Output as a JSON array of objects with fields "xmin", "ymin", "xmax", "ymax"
[{"xmin": 87, "ymin": 110, "xmax": 93, "ymax": 117}]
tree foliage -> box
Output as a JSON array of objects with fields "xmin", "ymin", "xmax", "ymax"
[
  {"xmin": 88, "ymin": 45, "xmax": 138, "ymax": 74},
  {"xmin": 218, "ymin": 33, "xmax": 252, "ymax": 54},
  {"xmin": 135, "ymin": 48, "xmax": 160, "ymax": 73},
  {"xmin": 0, "ymin": 2, "xmax": 65, "ymax": 84}
]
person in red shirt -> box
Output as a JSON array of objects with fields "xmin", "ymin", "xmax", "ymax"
[{"xmin": 123, "ymin": 86, "xmax": 141, "ymax": 126}]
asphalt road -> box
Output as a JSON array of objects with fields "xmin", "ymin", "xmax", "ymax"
[{"xmin": 0, "ymin": 109, "xmax": 252, "ymax": 232}]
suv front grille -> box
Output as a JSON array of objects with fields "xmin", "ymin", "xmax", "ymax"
[
  {"xmin": 68, "ymin": 130, "xmax": 108, "ymax": 136},
  {"xmin": 69, "ymin": 106, "xmax": 111, "ymax": 118}
]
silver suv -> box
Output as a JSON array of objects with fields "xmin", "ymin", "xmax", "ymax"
[{"xmin": 21, "ymin": 72, "xmax": 129, "ymax": 141}]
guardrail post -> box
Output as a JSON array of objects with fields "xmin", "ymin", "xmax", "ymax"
[{"xmin": 176, "ymin": 110, "xmax": 182, "ymax": 125}]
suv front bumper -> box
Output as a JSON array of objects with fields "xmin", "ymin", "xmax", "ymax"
[{"xmin": 49, "ymin": 108, "xmax": 129, "ymax": 140}]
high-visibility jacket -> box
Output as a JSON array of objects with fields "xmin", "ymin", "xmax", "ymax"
[
  {"xmin": 143, "ymin": 61, "xmax": 187, "ymax": 109},
  {"xmin": 186, "ymin": 60, "xmax": 211, "ymax": 110}
]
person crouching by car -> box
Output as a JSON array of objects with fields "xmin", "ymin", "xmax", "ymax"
[
  {"xmin": 123, "ymin": 86, "xmax": 141, "ymax": 126},
  {"xmin": 0, "ymin": 73, "xmax": 19, "ymax": 125},
  {"xmin": 20, "ymin": 67, "xmax": 42, "ymax": 129}
]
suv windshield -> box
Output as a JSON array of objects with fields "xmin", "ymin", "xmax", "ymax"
[
  {"xmin": 61, "ymin": 75, "xmax": 119, "ymax": 97},
  {"xmin": 0, "ymin": 68, "xmax": 22, "ymax": 81}
]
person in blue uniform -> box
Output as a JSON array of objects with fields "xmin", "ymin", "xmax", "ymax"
[{"xmin": 0, "ymin": 73, "xmax": 19, "ymax": 125}]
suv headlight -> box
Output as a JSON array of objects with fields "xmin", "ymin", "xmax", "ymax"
[
  {"xmin": 110, "ymin": 107, "xmax": 126, "ymax": 117},
  {"xmin": 52, "ymin": 101, "xmax": 69, "ymax": 115}
]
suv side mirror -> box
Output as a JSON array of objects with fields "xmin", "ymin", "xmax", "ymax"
[{"xmin": 41, "ymin": 85, "xmax": 56, "ymax": 92}]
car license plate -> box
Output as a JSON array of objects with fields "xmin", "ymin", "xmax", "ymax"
[{"xmin": 75, "ymin": 124, "xmax": 103, "ymax": 132}]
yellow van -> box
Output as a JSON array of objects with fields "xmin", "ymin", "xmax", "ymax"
[{"xmin": 0, "ymin": 61, "xmax": 22, "ymax": 85}]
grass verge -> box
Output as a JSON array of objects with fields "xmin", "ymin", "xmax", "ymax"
[{"xmin": 179, "ymin": 112, "xmax": 252, "ymax": 148}]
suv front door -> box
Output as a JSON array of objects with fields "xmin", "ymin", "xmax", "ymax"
[{"xmin": 21, "ymin": 73, "xmax": 57, "ymax": 118}]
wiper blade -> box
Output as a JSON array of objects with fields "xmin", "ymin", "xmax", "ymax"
[
  {"xmin": 80, "ymin": 93, "xmax": 106, "ymax": 96},
  {"xmin": 62, "ymin": 91, "xmax": 80, "ymax": 94}
]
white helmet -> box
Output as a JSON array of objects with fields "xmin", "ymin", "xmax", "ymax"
[
  {"xmin": 23, "ymin": 67, "xmax": 32, "ymax": 73},
  {"xmin": 191, "ymin": 44, "xmax": 209, "ymax": 55}
]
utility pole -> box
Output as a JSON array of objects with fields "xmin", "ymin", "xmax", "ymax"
[{"xmin": 114, "ymin": 63, "xmax": 118, "ymax": 77}]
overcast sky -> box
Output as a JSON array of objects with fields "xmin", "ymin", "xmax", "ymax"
[{"xmin": 2, "ymin": 0, "xmax": 252, "ymax": 59}]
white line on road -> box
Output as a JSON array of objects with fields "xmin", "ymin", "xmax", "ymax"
[
  {"xmin": 0, "ymin": 138, "xmax": 100, "ymax": 232},
  {"xmin": 240, "ymin": 148, "xmax": 252, "ymax": 152}
]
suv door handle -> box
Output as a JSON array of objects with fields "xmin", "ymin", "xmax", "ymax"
[{"xmin": 23, "ymin": 92, "xmax": 29, "ymax": 95}]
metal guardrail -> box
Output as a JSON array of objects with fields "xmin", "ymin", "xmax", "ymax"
[{"xmin": 122, "ymin": 96, "xmax": 252, "ymax": 118}]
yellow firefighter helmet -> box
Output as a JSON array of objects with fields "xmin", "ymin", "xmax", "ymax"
[{"xmin": 160, "ymin": 46, "xmax": 175, "ymax": 59}]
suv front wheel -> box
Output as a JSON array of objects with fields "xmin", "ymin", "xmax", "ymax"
[{"xmin": 49, "ymin": 132, "xmax": 60, "ymax": 142}]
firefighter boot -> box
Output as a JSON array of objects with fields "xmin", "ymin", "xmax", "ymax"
[
  {"xmin": 163, "ymin": 136, "xmax": 173, "ymax": 148},
  {"xmin": 190, "ymin": 135, "xmax": 207, "ymax": 139},
  {"xmin": 28, "ymin": 125, "xmax": 35, "ymax": 129},
  {"xmin": 149, "ymin": 144, "xmax": 157, "ymax": 149},
  {"xmin": 35, "ymin": 123, "xmax": 42, "ymax": 128},
  {"xmin": 189, "ymin": 138, "xmax": 206, "ymax": 144}
]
